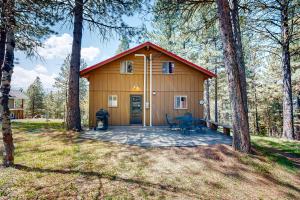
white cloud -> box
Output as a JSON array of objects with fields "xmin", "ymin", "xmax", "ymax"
[
  {"xmin": 35, "ymin": 64, "xmax": 48, "ymax": 74},
  {"xmin": 38, "ymin": 33, "xmax": 73, "ymax": 59},
  {"xmin": 38, "ymin": 33, "xmax": 101, "ymax": 62},
  {"xmin": 81, "ymin": 47, "xmax": 101, "ymax": 62},
  {"xmin": 12, "ymin": 65, "xmax": 56, "ymax": 89}
]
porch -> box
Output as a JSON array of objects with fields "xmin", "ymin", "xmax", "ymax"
[{"xmin": 80, "ymin": 126, "xmax": 232, "ymax": 147}]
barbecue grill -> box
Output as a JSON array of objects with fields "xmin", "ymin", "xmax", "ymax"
[{"xmin": 94, "ymin": 108, "xmax": 109, "ymax": 130}]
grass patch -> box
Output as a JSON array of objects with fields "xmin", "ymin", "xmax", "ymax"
[
  {"xmin": 238, "ymin": 155, "xmax": 271, "ymax": 175},
  {"xmin": 0, "ymin": 122, "xmax": 299, "ymax": 199},
  {"xmin": 11, "ymin": 120, "xmax": 64, "ymax": 133},
  {"xmin": 252, "ymin": 136, "xmax": 300, "ymax": 172}
]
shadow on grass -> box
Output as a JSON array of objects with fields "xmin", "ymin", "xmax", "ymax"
[
  {"xmin": 262, "ymin": 173, "xmax": 300, "ymax": 193},
  {"xmin": 252, "ymin": 142, "xmax": 300, "ymax": 171},
  {"xmin": 14, "ymin": 164, "xmax": 199, "ymax": 197}
]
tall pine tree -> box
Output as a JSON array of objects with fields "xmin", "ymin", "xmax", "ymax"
[{"xmin": 26, "ymin": 77, "xmax": 45, "ymax": 118}]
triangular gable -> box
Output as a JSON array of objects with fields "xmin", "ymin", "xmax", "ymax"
[{"xmin": 80, "ymin": 42, "xmax": 216, "ymax": 78}]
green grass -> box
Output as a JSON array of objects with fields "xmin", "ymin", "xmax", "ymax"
[
  {"xmin": 0, "ymin": 122, "xmax": 299, "ymax": 199},
  {"xmin": 11, "ymin": 120, "xmax": 65, "ymax": 133},
  {"xmin": 252, "ymin": 136, "xmax": 300, "ymax": 172}
]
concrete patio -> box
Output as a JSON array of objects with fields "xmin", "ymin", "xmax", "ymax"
[{"xmin": 80, "ymin": 126, "xmax": 232, "ymax": 147}]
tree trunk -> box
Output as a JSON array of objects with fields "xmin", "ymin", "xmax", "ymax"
[
  {"xmin": 214, "ymin": 66, "xmax": 218, "ymax": 123},
  {"xmin": 1, "ymin": 0, "xmax": 15, "ymax": 167},
  {"xmin": 66, "ymin": 0, "xmax": 83, "ymax": 131},
  {"xmin": 254, "ymin": 85, "xmax": 260, "ymax": 134},
  {"xmin": 230, "ymin": 0, "xmax": 248, "ymax": 113},
  {"xmin": 0, "ymin": 0, "xmax": 7, "ymax": 77},
  {"xmin": 281, "ymin": 0, "xmax": 294, "ymax": 139},
  {"xmin": 295, "ymin": 92, "xmax": 300, "ymax": 140},
  {"xmin": 216, "ymin": 0, "xmax": 251, "ymax": 153},
  {"xmin": 0, "ymin": 30, "xmax": 5, "ymax": 76},
  {"xmin": 32, "ymin": 98, "xmax": 35, "ymax": 117},
  {"xmin": 204, "ymin": 79, "xmax": 211, "ymax": 122}
]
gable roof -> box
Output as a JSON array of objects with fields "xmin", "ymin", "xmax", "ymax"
[
  {"xmin": 80, "ymin": 41, "xmax": 216, "ymax": 78},
  {"xmin": 0, "ymin": 89, "xmax": 28, "ymax": 100}
]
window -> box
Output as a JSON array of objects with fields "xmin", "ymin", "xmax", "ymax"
[
  {"xmin": 120, "ymin": 60, "xmax": 133, "ymax": 74},
  {"xmin": 162, "ymin": 62, "xmax": 174, "ymax": 74},
  {"xmin": 174, "ymin": 96, "xmax": 187, "ymax": 109},
  {"xmin": 108, "ymin": 95, "xmax": 118, "ymax": 107}
]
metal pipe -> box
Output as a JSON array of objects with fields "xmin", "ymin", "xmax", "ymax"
[
  {"xmin": 135, "ymin": 54, "xmax": 147, "ymax": 126},
  {"xmin": 149, "ymin": 54, "xmax": 153, "ymax": 126}
]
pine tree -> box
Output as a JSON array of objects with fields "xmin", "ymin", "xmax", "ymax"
[
  {"xmin": 54, "ymin": 55, "xmax": 88, "ymax": 123},
  {"xmin": 26, "ymin": 77, "xmax": 45, "ymax": 118},
  {"xmin": 0, "ymin": 0, "xmax": 61, "ymax": 166},
  {"xmin": 116, "ymin": 36, "xmax": 130, "ymax": 54},
  {"xmin": 1, "ymin": 0, "xmax": 15, "ymax": 167},
  {"xmin": 152, "ymin": 0, "xmax": 251, "ymax": 152},
  {"xmin": 45, "ymin": 91, "xmax": 56, "ymax": 119},
  {"xmin": 63, "ymin": 0, "xmax": 146, "ymax": 131},
  {"xmin": 215, "ymin": 0, "xmax": 250, "ymax": 153},
  {"xmin": 246, "ymin": 0, "xmax": 300, "ymax": 139}
]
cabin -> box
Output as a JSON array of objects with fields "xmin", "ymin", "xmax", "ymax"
[
  {"xmin": 80, "ymin": 42, "xmax": 216, "ymax": 127},
  {"xmin": 0, "ymin": 89, "xmax": 28, "ymax": 119}
]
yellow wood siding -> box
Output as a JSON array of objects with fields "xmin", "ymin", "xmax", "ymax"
[{"xmin": 86, "ymin": 47, "xmax": 206, "ymax": 126}]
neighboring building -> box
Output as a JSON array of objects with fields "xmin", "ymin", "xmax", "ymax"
[
  {"xmin": 0, "ymin": 89, "xmax": 28, "ymax": 119},
  {"xmin": 80, "ymin": 42, "xmax": 216, "ymax": 127}
]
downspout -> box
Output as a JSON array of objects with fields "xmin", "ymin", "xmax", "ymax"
[
  {"xmin": 135, "ymin": 54, "xmax": 147, "ymax": 127},
  {"xmin": 150, "ymin": 54, "xmax": 153, "ymax": 126}
]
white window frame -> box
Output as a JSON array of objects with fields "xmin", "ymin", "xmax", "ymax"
[
  {"xmin": 120, "ymin": 60, "xmax": 134, "ymax": 74},
  {"xmin": 108, "ymin": 95, "xmax": 118, "ymax": 107},
  {"xmin": 162, "ymin": 61, "xmax": 175, "ymax": 74},
  {"xmin": 174, "ymin": 96, "xmax": 188, "ymax": 109}
]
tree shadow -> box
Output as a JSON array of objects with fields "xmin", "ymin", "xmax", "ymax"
[
  {"xmin": 262, "ymin": 173, "xmax": 300, "ymax": 193},
  {"xmin": 252, "ymin": 143, "xmax": 300, "ymax": 170},
  {"xmin": 14, "ymin": 164, "xmax": 200, "ymax": 198}
]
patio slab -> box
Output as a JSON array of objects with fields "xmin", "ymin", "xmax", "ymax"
[{"xmin": 80, "ymin": 126, "xmax": 232, "ymax": 147}]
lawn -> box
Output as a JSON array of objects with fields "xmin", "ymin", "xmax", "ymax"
[{"xmin": 0, "ymin": 121, "xmax": 299, "ymax": 199}]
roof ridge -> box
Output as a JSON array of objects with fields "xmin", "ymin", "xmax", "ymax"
[{"xmin": 80, "ymin": 41, "xmax": 216, "ymax": 78}]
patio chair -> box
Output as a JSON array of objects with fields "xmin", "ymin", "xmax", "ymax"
[
  {"xmin": 166, "ymin": 114, "xmax": 178, "ymax": 129},
  {"xmin": 178, "ymin": 116, "xmax": 193, "ymax": 134}
]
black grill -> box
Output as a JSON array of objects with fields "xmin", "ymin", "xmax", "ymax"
[{"xmin": 94, "ymin": 109, "xmax": 109, "ymax": 130}]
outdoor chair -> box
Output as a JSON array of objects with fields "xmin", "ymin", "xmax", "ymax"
[{"xmin": 166, "ymin": 114, "xmax": 178, "ymax": 129}]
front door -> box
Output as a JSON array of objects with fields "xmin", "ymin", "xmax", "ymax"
[{"xmin": 130, "ymin": 95, "xmax": 143, "ymax": 124}]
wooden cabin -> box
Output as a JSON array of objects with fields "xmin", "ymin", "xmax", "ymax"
[
  {"xmin": 0, "ymin": 89, "xmax": 28, "ymax": 119},
  {"xmin": 80, "ymin": 42, "xmax": 216, "ymax": 127}
]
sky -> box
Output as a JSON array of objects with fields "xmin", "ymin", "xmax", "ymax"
[{"xmin": 12, "ymin": 14, "xmax": 150, "ymax": 91}]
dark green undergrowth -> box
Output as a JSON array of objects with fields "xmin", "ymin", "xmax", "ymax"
[{"xmin": 252, "ymin": 136, "xmax": 300, "ymax": 172}]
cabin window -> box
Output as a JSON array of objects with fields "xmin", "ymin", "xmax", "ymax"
[
  {"xmin": 174, "ymin": 96, "xmax": 187, "ymax": 109},
  {"xmin": 120, "ymin": 60, "xmax": 133, "ymax": 74},
  {"xmin": 162, "ymin": 62, "xmax": 174, "ymax": 74},
  {"xmin": 108, "ymin": 95, "xmax": 118, "ymax": 107}
]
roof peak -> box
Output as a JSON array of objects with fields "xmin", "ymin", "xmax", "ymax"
[{"xmin": 80, "ymin": 42, "xmax": 216, "ymax": 78}]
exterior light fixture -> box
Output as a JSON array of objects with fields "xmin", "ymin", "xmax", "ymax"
[{"xmin": 132, "ymin": 84, "xmax": 140, "ymax": 91}]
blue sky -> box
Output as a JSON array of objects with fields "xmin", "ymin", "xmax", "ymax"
[{"xmin": 12, "ymin": 14, "xmax": 151, "ymax": 91}]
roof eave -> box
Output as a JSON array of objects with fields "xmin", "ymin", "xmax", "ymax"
[{"xmin": 80, "ymin": 41, "xmax": 216, "ymax": 78}]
